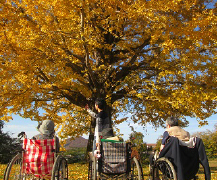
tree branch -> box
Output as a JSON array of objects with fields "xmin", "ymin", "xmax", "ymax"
[
  {"xmin": 80, "ymin": 5, "xmax": 99, "ymax": 89},
  {"xmin": 114, "ymin": 37, "xmax": 151, "ymax": 81}
]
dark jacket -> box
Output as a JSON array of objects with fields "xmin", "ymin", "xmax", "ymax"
[
  {"xmin": 87, "ymin": 109, "xmax": 114, "ymax": 143},
  {"xmin": 159, "ymin": 136, "xmax": 210, "ymax": 180}
]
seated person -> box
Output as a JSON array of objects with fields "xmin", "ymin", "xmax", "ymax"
[
  {"xmin": 156, "ymin": 117, "xmax": 210, "ymax": 180},
  {"xmin": 149, "ymin": 116, "xmax": 190, "ymax": 168},
  {"xmin": 160, "ymin": 116, "xmax": 190, "ymax": 151},
  {"xmin": 159, "ymin": 136, "xmax": 210, "ymax": 180},
  {"xmin": 32, "ymin": 120, "xmax": 60, "ymax": 152}
]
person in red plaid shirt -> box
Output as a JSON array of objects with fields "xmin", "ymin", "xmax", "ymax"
[{"xmin": 32, "ymin": 120, "xmax": 60, "ymax": 152}]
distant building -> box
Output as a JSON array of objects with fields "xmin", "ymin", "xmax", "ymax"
[{"xmin": 147, "ymin": 143, "xmax": 157, "ymax": 149}]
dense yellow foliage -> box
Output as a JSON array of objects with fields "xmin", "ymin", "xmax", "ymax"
[{"xmin": 0, "ymin": 0, "xmax": 216, "ymax": 138}]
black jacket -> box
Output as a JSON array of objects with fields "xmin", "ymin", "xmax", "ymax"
[{"xmin": 159, "ymin": 136, "xmax": 210, "ymax": 180}]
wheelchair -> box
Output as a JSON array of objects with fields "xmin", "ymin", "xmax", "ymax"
[
  {"xmin": 150, "ymin": 136, "xmax": 211, "ymax": 180},
  {"xmin": 4, "ymin": 132, "xmax": 68, "ymax": 180},
  {"xmin": 88, "ymin": 139, "xmax": 144, "ymax": 180}
]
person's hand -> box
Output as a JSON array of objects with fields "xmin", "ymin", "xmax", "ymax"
[
  {"xmin": 96, "ymin": 142, "xmax": 100, "ymax": 149},
  {"xmin": 85, "ymin": 104, "xmax": 89, "ymax": 110},
  {"xmin": 94, "ymin": 149, "xmax": 101, "ymax": 158}
]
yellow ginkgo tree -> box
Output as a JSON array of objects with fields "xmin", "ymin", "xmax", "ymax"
[{"xmin": 0, "ymin": 0, "xmax": 216, "ymax": 148}]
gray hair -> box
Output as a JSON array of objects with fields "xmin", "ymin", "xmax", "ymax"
[{"xmin": 166, "ymin": 117, "xmax": 178, "ymax": 127}]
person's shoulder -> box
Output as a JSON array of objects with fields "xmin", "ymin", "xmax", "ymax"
[
  {"xmin": 162, "ymin": 131, "xmax": 169, "ymax": 140},
  {"xmin": 32, "ymin": 134, "xmax": 44, "ymax": 139},
  {"xmin": 33, "ymin": 134, "xmax": 54, "ymax": 140},
  {"xmin": 162, "ymin": 131, "xmax": 170, "ymax": 145},
  {"xmin": 178, "ymin": 126, "xmax": 190, "ymax": 135},
  {"xmin": 163, "ymin": 131, "xmax": 169, "ymax": 136},
  {"xmin": 167, "ymin": 126, "xmax": 182, "ymax": 133}
]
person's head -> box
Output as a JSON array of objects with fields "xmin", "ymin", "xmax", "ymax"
[
  {"xmin": 166, "ymin": 116, "xmax": 178, "ymax": 128},
  {"xmin": 38, "ymin": 120, "xmax": 55, "ymax": 136},
  {"xmin": 95, "ymin": 98, "xmax": 106, "ymax": 111}
]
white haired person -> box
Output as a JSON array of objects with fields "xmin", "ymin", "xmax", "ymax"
[
  {"xmin": 160, "ymin": 116, "xmax": 190, "ymax": 151},
  {"xmin": 32, "ymin": 120, "xmax": 60, "ymax": 152}
]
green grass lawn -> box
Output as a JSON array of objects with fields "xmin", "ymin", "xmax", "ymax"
[{"xmin": 1, "ymin": 160, "xmax": 217, "ymax": 179}]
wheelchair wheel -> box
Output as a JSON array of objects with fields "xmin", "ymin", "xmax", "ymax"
[
  {"xmin": 52, "ymin": 155, "xmax": 68, "ymax": 180},
  {"xmin": 130, "ymin": 157, "xmax": 143, "ymax": 180},
  {"xmin": 152, "ymin": 157, "xmax": 177, "ymax": 180},
  {"xmin": 88, "ymin": 154, "xmax": 97, "ymax": 180},
  {"xmin": 3, "ymin": 161, "xmax": 10, "ymax": 180},
  {"xmin": 4, "ymin": 153, "xmax": 22, "ymax": 180}
]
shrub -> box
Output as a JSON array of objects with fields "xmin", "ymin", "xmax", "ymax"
[{"xmin": 64, "ymin": 147, "xmax": 87, "ymax": 164}]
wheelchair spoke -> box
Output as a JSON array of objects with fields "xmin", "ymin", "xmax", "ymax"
[
  {"xmin": 5, "ymin": 153, "xmax": 23, "ymax": 180},
  {"xmin": 52, "ymin": 156, "xmax": 68, "ymax": 180},
  {"xmin": 152, "ymin": 158, "xmax": 177, "ymax": 180}
]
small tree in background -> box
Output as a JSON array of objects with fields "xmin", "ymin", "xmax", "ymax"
[
  {"xmin": 154, "ymin": 137, "xmax": 163, "ymax": 152},
  {"xmin": 192, "ymin": 124, "xmax": 217, "ymax": 159},
  {"xmin": 128, "ymin": 131, "xmax": 149, "ymax": 164},
  {"xmin": 64, "ymin": 147, "xmax": 87, "ymax": 164},
  {"xmin": 0, "ymin": 121, "xmax": 22, "ymax": 163},
  {"xmin": 129, "ymin": 131, "xmax": 144, "ymax": 148}
]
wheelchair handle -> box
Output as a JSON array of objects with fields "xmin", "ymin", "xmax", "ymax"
[{"xmin": 18, "ymin": 131, "xmax": 26, "ymax": 139}]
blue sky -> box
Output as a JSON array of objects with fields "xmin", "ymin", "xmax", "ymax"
[
  {"xmin": 3, "ymin": 114, "xmax": 217, "ymax": 144},
  {"xmin": 116, "ymin": 115, "xmax": 217, "ymax": 143}
]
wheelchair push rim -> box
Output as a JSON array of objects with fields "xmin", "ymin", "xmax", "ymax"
[
  {"xmin": 129, "ymin": 156, "xmax": 144, "ymax": 180},
  {"xmin": 4, "ymin": 153, "xmax": 23, "ymax": 180},
  {"xmin": 88, "ymin": 153, "xmax": 97, "ymax": 180},
  {"xmin": 152, "ymin": 157, "xmax": 177, "ymax": 180},
  {"xmin": 52, "ymin": 155, "xmax": 68, "ymax": 180}
]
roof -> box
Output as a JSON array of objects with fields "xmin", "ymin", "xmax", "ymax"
[{"xmin": 147, "ymin": 143, "xmax": 157, "ymax": 148}]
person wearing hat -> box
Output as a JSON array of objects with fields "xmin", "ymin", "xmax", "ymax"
[{"xmin": 32, "ymin": 120, "xmax": 60, "ymax": 152}]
